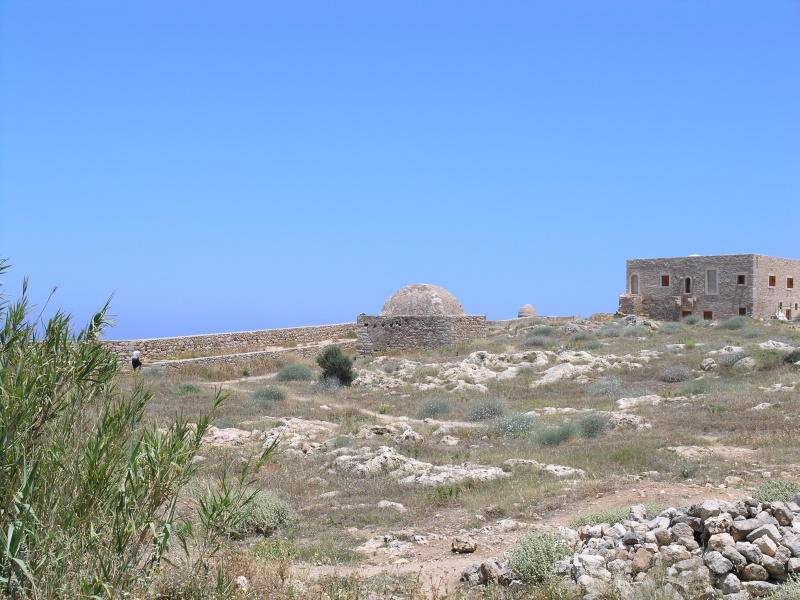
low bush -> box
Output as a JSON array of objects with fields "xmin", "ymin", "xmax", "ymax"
[
  {"xmin": 535, "ymin": 422, "xmax": 576, "ymax": 446},
  {"xmin": 719, "ymin": 316, "xmax": 750, "ymax": 330},
  {"xmin": 237, "ymin": 490, "xmax": 299, "ymax": 536},
  {"xmin": 769, "ymin": 574, "xmax": 800, "ymax": 600},
  {"xmin": 571, "ymin": 503, "xmax": 666, "ymax": 528},
  {"xmin": 416, "ymin": 397, "xmax": 452, "ymax": 419},
  {"xmin": 530, "ymin": 325, "xmax": 558, "ymax": 336},
  {"xmin": 316, "ymin": 345, "xmax": 355, "ymax": 386},
  {"xmin": 739, "ymin": 328, "xmax": 761, "ymax": 339},
  {"xmin": 717, "ymin": 352, "xmax": 748, "ymax": 367},
  {"xmin": 659, "ymin": 322, "xmax": 686, "ymax": 335},
  {"xmin": 583, "ymin": 340, "xmax": 603, "ymax": 350},
  {"xmin": 506, "ymin": 530, "xmax": 570, "ymax": 584},
  {"xmin": 661, "ymin": 365, "xmax": 691, "ymax": 383},
  {"xmin": 495, "ymin": 412, "xmax": 537, "ymax": 438},
  {"xmin": 575, "ymin": 413, "xmax": 608, "ymax": 439},
  {"xmin": 569, "ymin": 331, "xmax": 595, "ymax": 342},
  {"xmin": 275, "ymin": 364, "xmax": 315, "ymax": 382},
  {"xmin": 523, "ymin": 334, "xmax": 554, "ymax": 348},
  {"xmin": 754, "ymin": 479, "xmax": 800, "ymax": 503},
  {"xmin": 466, "ymin": 399, "xmax": 507, "ymax": 421},
  {"xmin": 250, "ymin": 386, "xmax": 287, "ymax": 409},
  {"xmin": 752, "ymin": 348, "xmax": 789, "ymax": 370},
  {"xmin": 784, "ymin": 350, "xmax": 800, "ymax": 365},
  {"xmin": 679, "ymin": 379, "xmax": 716, "ymax": 396},
  {"xmin": 681, "ymin": 314, "xmax": 702, "ymax": 325},
  {"xmin": 622, "ymin": 325, "xmax": 650, "ymax": 337},
  {"xmin": 312, "ymin": 376, "xmax": 342, "ymax": 395},
  {"xmin": 587, "ymin": 375, "xmax": 623, "ymax": 397},
  {"xmin": 598, "ymin": 324, "xmax": 622, "ymax": 337}
]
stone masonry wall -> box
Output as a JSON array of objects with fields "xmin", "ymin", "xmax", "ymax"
[
  {"xmin": 624, "ymin": 255, "xmax": 756, "ymax": 321},
  {"xmin": 356, "ymin": 315, "xmax": 487, "ymax": 357},
  {"xmin": 753, "ymin": 255, "xmax": 800, "ymax": 320},
  {"xmin": 104, "ymin": 322, "xmax": 357, "ymax": 361}
]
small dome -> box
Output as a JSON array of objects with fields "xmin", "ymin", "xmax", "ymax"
[
  {"xmin": 518, "ymin": 304, "xmax": 537, "ymax": 318},
  {"xmin": 380, "ymin": 284, "xmax": 465, "ymax": 317}
]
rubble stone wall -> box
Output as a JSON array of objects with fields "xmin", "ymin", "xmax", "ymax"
[
  {"xmin": 753, "ymin": 255, "xmax": 800, "ymax": 320},
  {"xmin": 104, "ymin": 322, "xmax": 357, "ymax": 361},
  {"xmin": 356, "ymin": 315, "xmax": 487, "ymax": 357}
]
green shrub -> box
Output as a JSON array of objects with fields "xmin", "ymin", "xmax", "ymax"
[
  {"xmin": 739, "ymin": 328, "xmax": 761, "ymax": 339},
  {"xmin": 622, "ymin": 325, "xmax": 650, "ymax": 337},
  {"xmin": 587, "ymin": 376, "xmax": 623, "ymax": 397},
  {"xmin": 681, "ymin": 314, "xmax": 702, "ymax": 325},
  {"xmin": 569, "ymin": 331, "xmax": 595, "ymax": 342},
  {"xmin": 754, "ymin": 479, "xmax": 800, "ymax": 503},
  {"xmin": 530, "ymin": 325, "xmax": 558, "ymax": 336},
  {"xmin": 784, "ymin": 350, "xmax": 800, "ymax": 365},
  {"xmin": 671, "ymin": 457, "xmax": 701, "ymax": 479},
  {"xmin": 466, "ymin": 399, "xmax": 507, "ymax": 421},
  {"xmin": 718, "ymin": 352, "xmax": 747, "ymax": 367},
  {"xmin": 316, "ymin": 345, "xmax": 355, "ymax": 386},
  {"xmin": 236, "ymin": 490, "xmax": 299, "ymax": 536},
  {"xmin": 313, "ymin": 376, "xmax": 342, "ymax": 394},
  {"xmin": 661, "ymin": 365, "xmax": 691, "ymax": 383},
  {"xmin": 583, "ymin": 340, "xmax": 603, "ymax": 350},
  {"xmin": 575, "ymin": 413, "xmax": 608, "ymax": 439},
  {"xmin": 523, "ymin": 334, "xmax": 554, "ymax": 348},
  {"xmin": 752, "ymin": 348, "xmax": 789, "ymax": 370},
  {"xmin": 495, "ymin": 412, "xmax": 537, "ymax": 438},
  {"xmin": 571, "ymin": 503, "xmax": 666, "ymax": 528},
  {"xmin": 250, "ymin": 386, "xmax": 287, "ymax": 409},
  {"xmin": 598, "ymin": 324, "xmax": 622, "ymax": 338},
  {"xmin": 768, "ymin": 574, "xmax": 800, "ymax": 599},
  {"xmin": 720, "ymin": 316, "xmax": 750, "ymax": 330},
  {"xmin": 506, "ymin": 530, "xmax": 570, "ymax": 584},
  {"xmin": 535, "ymin": 422, "xmax": 576, "ymax": 446},
  {"xmin": 275, "ymin": 364, "xmax": 315, "ymax": 382},
  {"xmin": 659, "ymin": 322, "xmax": 686, "ymax": 335},
  {"xmin": 416, "ymin": 397, "xmax": 452, "ymax": 419},
  {"xmin": 679, "ymin": 379, "xmax": 716, "ymax": 395}
]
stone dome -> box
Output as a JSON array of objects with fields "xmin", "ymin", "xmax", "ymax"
[
  {"xmin": 380, "ymin": 284, "xmax": 465, "ymax": 317},
  {"xmin": 518, "ymin": 304, "xmax": 537, "ymax": 318}
]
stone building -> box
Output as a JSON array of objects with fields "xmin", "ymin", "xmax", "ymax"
[
  {"xmin": 356, "ymin": 284, "xmax": 487, "ymax": 356},
  {"xmin": 618, "ymin": 254, "xmax": 800, "ymax": 322}
]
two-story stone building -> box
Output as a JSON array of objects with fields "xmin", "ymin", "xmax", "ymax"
[{"xmin": 618, "ymin": 254, "xmax": 800, "ymax": 322}]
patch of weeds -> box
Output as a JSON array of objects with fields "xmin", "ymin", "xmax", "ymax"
[
  {"xmin": 253, "ymin": 537, "xmax": 298, "ymax": 561},
  {"xmin": 661, "ymin": 365, "xmax": 691, "ymax": 383},
  {"xmin": 752, "ymin": 348, "xmax": 789, "ymax": 370},
  {"xmin": 530, "ymin": 325, "xmax": 558, "ymax": 336},
  {"xmin": 784, "ymin": 350, "xmax": 800, "ymax": 365},
  {"xmin": 575, "ymin": 413, "xmax": 608, "ymax": 439},
  {"xmin": 610, "ymin": 447, "xmax": 636, "ymax": 465},
  {"xmin": 739, "ymin": 328, "xmax": 761, "ymax": 339},
  {"xmin": 670, "ymin": 457, "xmax": 701, "ymax": 479},
  {"xmin": 569, "ymin": 331, "xmax": 595, "ymax": 342},
  {"xmin": 466, "ymin": 399, "xmax": 508, "ymax": 421},
  {"xmin": 311, "ymin": 376, "xmax": 342, "ymax": 395},
  {"xmin": 241, "ymin": 366, "xmax": 251, "ymax": 377},
  {"xmin": 769, "ymin": 574, "xmax": 800, "ymax": 599},
  {"xmin": 332, "ymin": 435, "xmax": 354, "ymax": 448},
  {"xmin": 237, "ymin": 490, "xmax": 299, "ymax": 536},
  {"xmin": 292, "ymin": 539, "xmax": 361, "ymax": 565},
  {"xmin": 622, "ymin": 325, "xmax": 650, "ymax": 337},
  {"xmin": 720, "ymin": 316, "xmax": 750, "ymax": 330},
  {"xmin": 680, "ymin": 338, "xmax": 696, "ymax": 349},
  {"xmin": 659, "ymin": 322, "xmax": 686, "ymax": 335},
  {"xmin": 587, "ymin": 375, "xmax": 623, "ymax": 397},
  {"xmin": 249, "ymin": 385, "xmax": 287, "ymax": 409},
  {"xmin": 377, "ymin": 403, "xmax": 391, "ymax": 414},
  {"xmin": 571, "ymin": 503, "xmax": 666, "ymax": 528},
  {"xmin": 679, "ymin": 379, "xmax": 716, "ymax": 396},
  {"xmin": 681, "ymin": 314, "xmax": 702, "ymax": 325},
  {"xmin": 523, "ymin": 335, "xmax": 554, "ymax": 348},
  {"xmin": 754, "ymin": 479, "xmax": 800, "ymax": 502},
  {"xmin": 174, "ymin": 383, "xmax": 202, "ymax": 394},
  {"xmin": 506, "ymin": 530, "xmax": 570, "ymax": 584},
  {"xmin": 416, "ymin": 397, "xmax": 452, "ymax": 419},
  {"xmin": 535, "ymin": 422, "xmax": 576, "ymax": 446},
  {"xmin": 142, "ymin": 365, "xmax": 166, "ymax": 379},
  {"xmin": 598, "ymin": 324, "xmax": 622, "ymax": 338},
  {"xmin": 213, "ymin": 416, "xmax": 239, "ymax": 429},
  {"xmin": 583, "ymin": 340, "xmax": 603, "ymax": 351},
  {"xmin": 495, "ymin": 412, "xmax": 537, "ymax": 438},
  {"xmin": 426, "ymin": 484, "xmax": 463, "ymax": 504},
  {"xmin": 275, "ymin": 364, "xmax": 315, "ymax": 382}
]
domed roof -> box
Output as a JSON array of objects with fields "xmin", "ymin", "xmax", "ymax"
[
  {"xmin": 518, "ymin": 304, "xmax": 537, "ymax": 318},
  {"xmin": 380, "ymin": 284, "xmax": 465, "ymax": 317}
]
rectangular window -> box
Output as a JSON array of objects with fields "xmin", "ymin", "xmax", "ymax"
[
  {"xmin": 682, "ymin": 310, "xmax": 693, "ymax": 317},
  {"xmin": 739, "ymin": 307, "xmax": 747, "ymax": 316},
  {"xmin": 661, "ymin": 274, "xmax": 670, "ymax": 287},
  {"xmin": 706, "ymin": 269, "xmax": 718, "ymax": 295},
  {"xmin": 769, "ymin": 275, "xmax": 776, "ymax": 287},
  {"xmin": 737, "ymin": 274, "xmax": 746, "ymax": 285},
  {"xmin": 788, "ymin": 278, "xmax": 794, "ymax": 289},
  {"xmin": 703, "ymin": 311, "xmax": 713, "ymax": 320}
]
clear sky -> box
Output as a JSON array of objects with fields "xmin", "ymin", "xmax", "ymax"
[{"xmin": 1, "ymin": 1, "xmax": 798, "ymax": 340}]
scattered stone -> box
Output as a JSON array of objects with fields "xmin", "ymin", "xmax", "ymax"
[{"xmin": 452, "ymin": 537, "xmax": 478, "ymax": 553}]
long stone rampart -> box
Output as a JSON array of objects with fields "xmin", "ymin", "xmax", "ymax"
[
  {"xmin": 151, "ymin": 340, "xmax": 357, "ymax": 373},
  {"xmin": 104, "ymin": 322, "xmax": 357, "ymax": 361}
]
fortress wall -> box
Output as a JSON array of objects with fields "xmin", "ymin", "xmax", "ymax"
[
  {"xmin": 151, "ymin": 340, "xmax": 357, "ymax": 373},
  {"xmin": 356, "ymin": 315, "xmax": 487, "ymax": 357},
  {"xmin": 104, "ymin": 322, "xmax": 357, "ymax": 360}
]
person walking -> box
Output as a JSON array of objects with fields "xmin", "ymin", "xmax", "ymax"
[{"xmin": 131, "ymin": 349, "xmax": 142, "ymax": 373}]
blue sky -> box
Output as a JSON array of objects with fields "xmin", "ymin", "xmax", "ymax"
[{"xmin": 1, "ymin": 1, "xmax": 798, "ymax": 340}]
